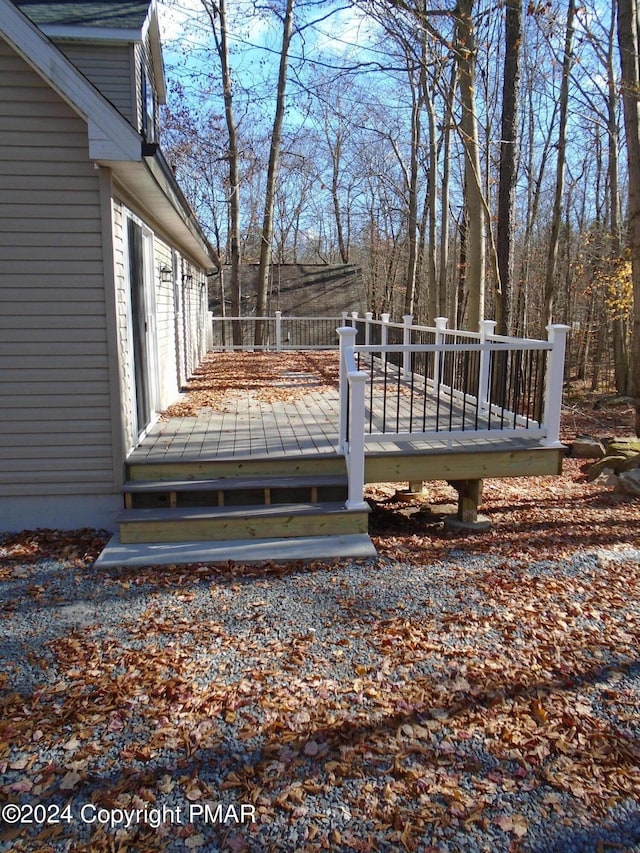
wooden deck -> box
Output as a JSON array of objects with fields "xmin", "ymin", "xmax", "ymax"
[
  {"xmin": 99, "ymin": 351, "xmax": 565, "ymax": 567},
  {"xmin": 129, "ymin": 352, "xmax": 563, "ymax": 483},
  {"xmin": 129, "ymin": 388, "xmax": 340, "ymax": 463}
]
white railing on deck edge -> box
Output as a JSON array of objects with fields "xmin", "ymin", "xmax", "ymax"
[
  {"xmin": 211, "ymin": 311, "xmax": 355, "ymax": 350},
  {"xmin": 337, "ymin": 319, "xmax": 570, "ymax": 511},
  {"xmin": 338, "ymin": 326, "xmax": 369, "ymax": 511}
]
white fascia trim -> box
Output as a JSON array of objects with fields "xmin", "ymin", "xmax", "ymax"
[
  {"xmin": 0, "ymin": 0, "xmax": 141, "ymax": 162},
  {"xmin": 147, "ymin": 12, "xmax": 167, "ymax": 104}
]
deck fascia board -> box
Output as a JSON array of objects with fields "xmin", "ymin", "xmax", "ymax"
[{"xmin": 364, "ymin": 445, "xmax": 564, "ymax": 483}]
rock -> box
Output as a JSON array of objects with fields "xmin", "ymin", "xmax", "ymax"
[
  {"xmin": 571, "ymin": 436, "xmax": 606, "ymax": 459},
  {"xmin": 593, "ymin": 395, "xmax": 635, "ymax": 409},
  {"xmin": 443, "ymin": 514, "xmax": 491, "ymax": 533},
  {"xmin": 606, "ymin": 438, "xmax": 640, "ymax": 457},
  {"xmin": 591, "ymin": 468, "xmax": 619, "ymax": 487},
  {"xmin": 616, "ymin": 469, "xmax": 640, "ymax": 496},
  {"xmin": 588, "ymin": 455, "xmax": 632, "ymax": 481}
]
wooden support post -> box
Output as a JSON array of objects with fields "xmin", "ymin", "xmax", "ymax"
[
  {"xmin": 445, "ymin": 479, "xmax": 490, "ymax": 531},
  {"xmin": 454, "ymin": 479, "xmax": 482, "ymax": 522}
]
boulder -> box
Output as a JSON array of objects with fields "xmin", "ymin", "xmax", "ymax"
[
  {"xmin": 588, "ymin": 455, "xmax": 634, "ymax": 481},
  {"xmin": 606, "ymin": 438, "xmax": 640, "ymax": 457},
  {"xmin": 591, "ymin": 468, "xmax": 619, "ymax": 487},
  {"xmin": 571, "ymin": 436, "xmax": 606, "ymax": 459},
  {"xmin": 616, "ymin": 468, "xmax": 640, "ymax": 497}
]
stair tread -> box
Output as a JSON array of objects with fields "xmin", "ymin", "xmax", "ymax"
[
  {"xmin": 123, "ymin": 474, "xmax": 348, "ymax": 493},
  {"xmin": 95, "ymin": 533, "xmax": 377, "ymax": 568},
  {"xmin": 118, "ymin": 501, "xmax": 367, "ymax": 523}
]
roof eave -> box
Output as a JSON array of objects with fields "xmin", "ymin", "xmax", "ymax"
[
  {"xmin": 36, "ymin": 23, "xmax": 142, "ymax": 41},
  {"xmin": 101, "ymin": 146, "xmax": 218, "ymax": 271}
]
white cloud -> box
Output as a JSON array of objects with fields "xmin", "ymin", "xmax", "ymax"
[{"xmin": 311, "ymin": 7, "xmax": 381, "ymax": 58}]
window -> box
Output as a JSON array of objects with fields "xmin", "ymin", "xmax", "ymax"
[{"xmin": 141, "ymin": 69, "xmax": 156, "ymax": 143}]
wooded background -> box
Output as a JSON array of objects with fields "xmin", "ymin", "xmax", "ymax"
[{"xmin": 160, "ymin": 0, "xmax": 640, "ymax": 409}]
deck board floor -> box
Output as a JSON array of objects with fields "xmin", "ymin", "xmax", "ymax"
[{"xmin": 129, "ymin": 382, "xmax": 545, "ymax": 466}]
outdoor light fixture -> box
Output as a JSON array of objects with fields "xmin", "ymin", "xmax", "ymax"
[
  {"xmin": 160, "ymin": 265, "xmax": 173, "ymax": 282},
  {"xmin": 182, "ymin": 273, "xmax": 193, "ymax": 282}
]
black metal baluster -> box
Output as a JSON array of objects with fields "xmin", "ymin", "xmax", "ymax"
[
  {"xmin": 409, "ymin": 350, "xmax": 415, "ymax": 433},
  {"xmin": 487, "ymin": 350, "xmax": 494, "ymax": 429},
  {"xmin": 461, "ymin": 350, "xmax": 469, "ymax": 429},
  {"xmin": 396, "ymin": 354, "xmax": 402, "ymax": 434},
  {"xmin": 422, "ymin": 350, "xmax": 429, "ymax": 431},
  {"xmin": 512, "ymin": 348, "xmax": 523, "ymax": 428},
  {"xmin": 448, "ymin": 349, "xmax": 456, "ymax": 431},
  {"xmin": 368, "ymin": 353, "xmax": 374, "ymax": 433},
  {"xmin": 435, "ymin": 349, "xmax": 443, "ymax": 432},
  {"xmin": 382, "ymin": 354, "xmax": 388, "ymax": 433}
]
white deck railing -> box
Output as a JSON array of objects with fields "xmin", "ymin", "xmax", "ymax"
[
  {"xmin": 211, "ymin": 311, "xmax": 355, "ymax": 350},
  {"xmin": 209, "ymin": 310, "xmax": 569, "ymax": 510},
  {"xmin": 338, "ymin": 316, "xmax": 569, "ymax": 510}
]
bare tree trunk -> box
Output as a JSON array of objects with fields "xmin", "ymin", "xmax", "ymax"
[
  {"xmin": 607, "ymin": 0, "xmax": 631, "ymax": 394},
  {"xmin": 330, "ymin": 131, "xmax": 349, "ymax": 264},
  {"xmin": 424, "ymin": 78, "xmax": 439, "ymax": 321},
  {"xmin": 202, "ymin": 0, "xmax": 242, "ymax": 345},
  {"xmin": 544, "ymin": 0, "xmax": 575, "ymax": 327},
  {"xmin": 255, "ymin": 0, "xmax": 295, "ymax": 346},
  {"xmin": 618, "ymin": 0, "xmax": 640, "ymax": 433},
  {"xmin": 440, "ymin": 65, "xmax": 457, "ymax": 321},
  {"xmin": 403, "ymin": 92, "xmax": 421, "ymax": 316},
  {"xmin": 496, "ymin": 0, "xmax": 522, "ymax": 337},
  {"xmin": 455, "ymin": 0, "xmax": 485, "ymax": 328}
]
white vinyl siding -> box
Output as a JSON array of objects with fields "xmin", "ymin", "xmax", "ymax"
[
  {"xmin": 154, "ymin": 239, "xmax": 179, "ymax": 407},
  {"xmin": 182, "ymin": 263, "xmax": 209, "ymax": 378},
  {"xmin": 112, "ymin": 198, "xmax": 136, "ymax": 454},
  {"xmin": 0, "ymin": 38, "xmax": 115, "ymax": 496},
  {"xmin": 53, "ymin": 40, "xmax": 136, "ymax": 126}
]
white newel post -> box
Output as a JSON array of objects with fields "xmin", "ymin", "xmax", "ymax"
[
  {"xmin": 337, "ymin": 327, "xmax": 357, "ymax": 453},
  {"xmin": 351, "ymin": 311, "xmax": 359, "ymax": 327},
  {"xmin": 542, "ymin": 324, "xmax": 570, "ymax": 447},
  {"xmin": 433, "ymin": 317, "xmax": 448, "ymax": 389},
  {"xmin": 402, "ymin": 315, "xmax": 413, "ymax": 379},
  {"xmin": 346, "ymin": 370, "xmax": 367, "ymax": 510},
  {"xmin": 381, "ymin": 313, "xmax": 390, "ymax": 370},
  {"xmin": 275, "ymin": 310, "xmax": 282, "ymax": 351},
  {"xmin": 478, "ymin": 319, "xmax": 497, "ymax": 411},
  {"xmin": 365, "ymin": 311, "xmax": 373, "ymax": 346}
]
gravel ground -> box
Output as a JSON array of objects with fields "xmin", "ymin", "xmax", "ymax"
[{"xmin": 1, "ymin": 535, "xmax": 639, "ymax": 853}]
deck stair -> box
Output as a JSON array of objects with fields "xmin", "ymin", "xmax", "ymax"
[{"xmin": 96, "ymin": 454, "xmax": 375, "ymax": 568}]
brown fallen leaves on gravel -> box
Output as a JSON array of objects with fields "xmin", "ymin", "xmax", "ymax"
[{"xmin": 1, "ymin": 374, "xmax": 639, "ymax": 852}]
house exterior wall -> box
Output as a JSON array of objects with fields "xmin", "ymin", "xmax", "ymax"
[
  {"xmin": 0, "ymin": 20, "xmax": 214, "ymax": 534},
  {"xmin": 111, "ymin": 198, "xmax": 210, "ymax": 456},
  {"xmin": 53, "ymin": 41, "xmax": 136, "ymax": 126},
  {"xmin": 112, "ymin": 197, "xmax": 136, "ymax": 455},
  {"xmin": 0, "ymin": 36, "xmax": 122, "ymax": 528}
]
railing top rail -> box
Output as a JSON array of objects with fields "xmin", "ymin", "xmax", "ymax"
[
  {"xmin": 212, "ymin": 315, "xmax": 347, "ymax": 321},
  {"xmin": 353, "ymin": 340, "xmax": 553, "ymax": 353},
  {"xmin": 486, "ymin": 332, "xmax": 549, "ymax": 346},
  {"xmin": 439, "ymin": 329, "xmax": 482, "ymax": 340}
]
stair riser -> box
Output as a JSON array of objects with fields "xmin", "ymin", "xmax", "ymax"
[
  {"xmin": 127, "ymin": 486, "xmax": 348, "ymax": 510},
  {"xmin": 119, "ymin": 512, "xmax": 369, "ymax": 544},
  {"xmin": 127, "ymin": 456, "xmax": 346, "ymax": 483}
]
